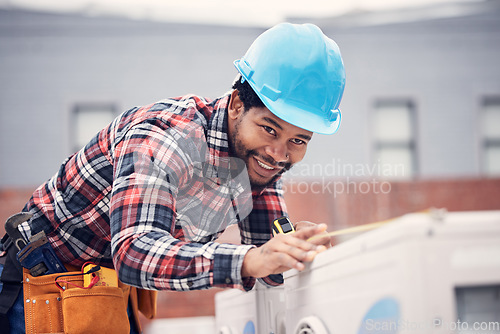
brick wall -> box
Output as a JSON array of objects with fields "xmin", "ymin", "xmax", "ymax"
[
  {"xmin": 284, "ymin": 177, "xmax": 500, "ymax": 230},
  {"xmin": 1, "ymin": 178, "xmax": 500, "ymax": 322}
]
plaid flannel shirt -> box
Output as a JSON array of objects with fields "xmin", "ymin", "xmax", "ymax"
[{"xmin": 22, "ymin": 93, "xmax": 287, "ymax": 291}]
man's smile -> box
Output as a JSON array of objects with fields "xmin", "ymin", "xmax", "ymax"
[
  {"xmin": 251, "ymin": 156, "xmax": 283, "ymax": 179},
  {"xmin": 256, "ymin": 159, "xmax": 275, "ymax": 170}
]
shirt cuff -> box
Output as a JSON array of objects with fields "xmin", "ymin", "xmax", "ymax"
[{"xmin": 212, "ymin": 243, "xmax": 255, "ymax": 289}]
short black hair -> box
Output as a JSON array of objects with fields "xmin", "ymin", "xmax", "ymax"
[{"xmin": 232, "ymin": 75, "xmax": 265, "ymax": 111}]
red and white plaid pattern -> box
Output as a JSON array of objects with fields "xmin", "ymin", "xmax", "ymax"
[{"xmin": 22, "ymin": 93, "xmax": 286, "ymax": 291}]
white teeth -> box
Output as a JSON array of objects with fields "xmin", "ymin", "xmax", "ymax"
[{"xmin": 257, "ymin": 160, "xmax": 274, "ymax": 170}]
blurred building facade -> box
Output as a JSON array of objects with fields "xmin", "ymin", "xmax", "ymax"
[{"xmin": 1, "ymin": 0, "xmax": 500, "ymax": 322}]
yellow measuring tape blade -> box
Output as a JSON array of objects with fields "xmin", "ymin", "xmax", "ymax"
[
  {"xmin": 307, "ymin": 208, "xmax": 440, "ymax": 243},
  {"xmin": 307, "ymin": 220, "xmax": 392, "ymax": 242}
]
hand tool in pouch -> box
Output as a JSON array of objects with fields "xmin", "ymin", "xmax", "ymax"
[
  {"xmin": 4, "ymin": 212, "xmax": 32, "ymax": 252},
  {"xmin": 17, "ymin": 229, "xmax": 67, "ymax": 276},
  {"xmin": 5, "ymin": 212, "xmax": 67, "ymax": 276}
]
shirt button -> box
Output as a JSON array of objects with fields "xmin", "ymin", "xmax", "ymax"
[
  {"xmin": 225, "ymin": 277, "xmax": 232, "ymax": 284},
  {"xmin": 187, "ymin": 281, "xmax": 193, "ymax": 288}
]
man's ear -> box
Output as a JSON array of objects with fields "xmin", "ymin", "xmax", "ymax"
[{"xmin": 228, "ymin": 90, "xmax": 245, "ymax": 120}]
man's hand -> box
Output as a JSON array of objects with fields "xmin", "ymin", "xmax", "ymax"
[
  {"xmin": 241, "ymin": 223, "xmax": 328, "ymax": 278},
  {"xmin": 294, "ymin": 221, "xmax": 333, "ymax": 249}
]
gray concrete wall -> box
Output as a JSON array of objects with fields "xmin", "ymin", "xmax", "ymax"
[
  {"xmin": 307, "ymin": 1, "xmax": 500, "ymax": 180},
  {"xmin": 1, "ymin": 1, "xmax": 499, "ymax": 187},
  {"xmin": 0, "ymin": 10, "xmax": 265, "ymax": 186}
]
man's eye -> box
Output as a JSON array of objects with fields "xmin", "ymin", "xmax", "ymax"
[
  {"xmin": 291, "ymin": 138, "xmax": 306, "ymax": 145},
  {"xmin": 263, "ymin": 126, "xmax": 276, "ymax": 135}
]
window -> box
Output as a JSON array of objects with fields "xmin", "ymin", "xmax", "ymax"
[
  {"xmin": 455, "ymin": 285, "xmax": 500, "ymax": 333},
  {"xmin": 481, "ymin": 97, "xmax": 500, "ymax": 176},
  {"xmin": 72, "ymin": 103, "xmax": 116, "ymax": 152},
  {"xmin": 372, "ymin": 100, "xmax": 417, "ymax": 179}
]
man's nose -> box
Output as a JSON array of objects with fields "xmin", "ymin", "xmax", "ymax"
[{"xmin": 265, "ymin": 141, "xmax": 289, "ymax": 165}]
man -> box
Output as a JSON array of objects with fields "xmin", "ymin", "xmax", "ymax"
[{"xmin": 0, "ymin": 22, "xmax": 345, "ymax": 333}]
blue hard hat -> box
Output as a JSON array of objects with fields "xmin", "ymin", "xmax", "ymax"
[{"xmin": 234, "ymin": 23, "xmax": 346, "ymax": 135}]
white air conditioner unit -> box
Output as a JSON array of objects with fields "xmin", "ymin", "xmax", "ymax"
[
  {"xmin": 284, "ymin": 210, "xmax": 500, "ymax": 334},
  {"xmin": 215, "ymin": 281, "xmax": 286, "ymax": 334}
]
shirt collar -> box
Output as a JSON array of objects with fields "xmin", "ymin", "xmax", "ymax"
[
  {"xmin": 206, "ymin": 92, "xmax": 231, "ymax": 159},
  {"xmin": 203, "ymin": 93, "xmax": 233, "ymax": 182}
]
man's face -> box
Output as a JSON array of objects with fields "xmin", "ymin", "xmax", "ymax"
[{"xmin": 227, "ymin": 90, "xmax": 312, "ymax": 189}]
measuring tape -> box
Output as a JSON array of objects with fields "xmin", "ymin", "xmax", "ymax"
[
  {"xmin": 307, "ymin": 208, "xmax": 442, "ymax": 242},
  {"xmin": 273, "ymin": 216, "xmax": 390, "ymax": 240},
  {"xmin": 272, "ymin": 216, "xmax": 296, "ymax": 236},
  {"xmin": 307, "ymin": 220, "xmax": 390, "ymax": 242}
]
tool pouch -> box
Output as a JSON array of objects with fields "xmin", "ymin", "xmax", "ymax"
[
  {"xmin": 61, "ymin": 286, "xmax": 129, "ymax": 334},
  {"xmin": 23, "ymin": 268, "xmax": 130, "ymax": 334}
]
